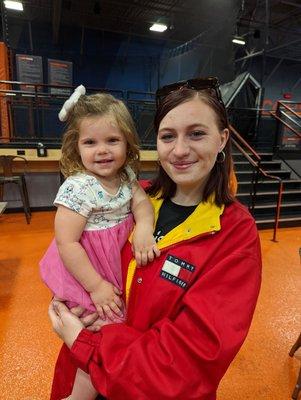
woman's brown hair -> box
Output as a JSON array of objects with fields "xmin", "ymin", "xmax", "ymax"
[
  {"xmin": 60, "ymin": 93, "xmax": 140, "ymax": 178},
  {"xmin": 147, "ymin": 87, "xmax": 235, "ymax": 207}
]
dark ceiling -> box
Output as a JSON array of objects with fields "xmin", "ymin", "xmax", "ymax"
[
  {"xmin": 3, "ymin": 0, "xmax": 235, "ymax": 43},
  {"xmin": 236, "ymin": 0, "xmax": 301, "ymax": 62},
  {"xmin": 2, "ymin": 0, "xmax": 301, "ymax": 61}
]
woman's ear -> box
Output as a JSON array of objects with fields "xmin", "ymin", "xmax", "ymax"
[{"xmin": 219, "ymin": 128, "xmax": 229, "ymax": 152}]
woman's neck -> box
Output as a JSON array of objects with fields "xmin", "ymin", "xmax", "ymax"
[{"xmin": 171, "ymin": 185, "xmax": 203, "ymax": 206}]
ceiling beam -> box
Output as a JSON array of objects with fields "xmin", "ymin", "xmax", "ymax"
[
  {"xmin": 281, "ymin": 0, "xmax": 301, "ymax": 9},
  {"xmin": 272, "ymin": 6, "xmax": 301, "ymax": 26},
  {"xmin": 239, "ymin": 16, "xmax": 301, "ymax": 35},
  {"xmin": 101, "ymin": 0, "xmax": 188, "ymax": 15},
  {"xmin": 235, "ymin": 50, "xmax": 301, "ymax": 63},
  {"xmin": 235, "ymin": 35, "xmax": 301, "ymax": 62},
  {"xmin": 267, "ymin": 36, "xmax": 301, "ymax": 52}
]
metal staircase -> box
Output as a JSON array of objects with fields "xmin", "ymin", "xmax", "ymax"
[{"xmin": 234, "ymin": 151, "xmax": 301, "ymax": 229}]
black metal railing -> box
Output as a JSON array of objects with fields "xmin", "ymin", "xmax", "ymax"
[
  {"xmin": 230, "ymin": 124, "xmax": 283, "ymax": 242},
  {"xmin": 271, "ymin": 100, "xmax": 301, "ymax": 152},
  {"xmin": 0, "ymin": 80, "xmax": 157, "ymax": 148}
]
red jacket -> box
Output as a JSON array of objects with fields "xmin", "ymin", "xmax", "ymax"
[{"xmin": 51, "ymin": 198, "xmax": 261, "ymax": 400}]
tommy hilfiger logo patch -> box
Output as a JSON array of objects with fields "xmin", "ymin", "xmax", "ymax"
[{"xmin": 160, "ymin": 254, "xmax": 195, "ymax": 289}]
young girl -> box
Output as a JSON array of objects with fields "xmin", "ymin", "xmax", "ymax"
[{"xmin": 40, "ymin": 87, "xmax": 159, "ymax": 400}]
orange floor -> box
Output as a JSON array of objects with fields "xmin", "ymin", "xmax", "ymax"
[{"xmin": 0, "ymin": 211, "xmax": 301, "ymax": 400}]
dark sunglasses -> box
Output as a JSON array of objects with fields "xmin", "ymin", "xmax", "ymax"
[{"xmin": 155, "ymin": 77, "xmax": 224, "ymax": 108}]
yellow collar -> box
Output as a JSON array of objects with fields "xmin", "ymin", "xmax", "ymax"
[
  {"xmin": 150, "ymin": 195, "xmax": 224, "ymax": 249},
  {"xmin": 125, "ymin": 195, "xmax": 224, "ymax": 303}
]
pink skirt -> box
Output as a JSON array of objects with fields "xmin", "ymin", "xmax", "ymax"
[{"xmin": 39, "ymin": 214, "xmax": 133, "ymax": 316}]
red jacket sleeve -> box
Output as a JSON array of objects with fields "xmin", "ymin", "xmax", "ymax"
[{"xmin": 67, "ymin": 233, "xmax": 261, "ymax": 399}]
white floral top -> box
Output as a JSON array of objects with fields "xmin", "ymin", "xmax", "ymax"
[{"xmin": 54, "ymin": 167, "xmax": 136, "ymax": 231}]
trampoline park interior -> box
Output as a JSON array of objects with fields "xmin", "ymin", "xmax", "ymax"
[{"xmin": 0, "ymin": 0, "xmax": 301, "ymax": 399}]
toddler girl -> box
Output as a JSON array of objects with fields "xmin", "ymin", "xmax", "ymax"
[{"xmin": 40, "ymin": 86, "xmax": 159, "ymax": 400}]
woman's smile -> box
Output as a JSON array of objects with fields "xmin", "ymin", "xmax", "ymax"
[{"xmin": 171, "ymin": 160, "xmax": 196, "ymax": 170}]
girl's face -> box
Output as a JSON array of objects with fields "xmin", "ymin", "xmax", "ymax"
[
  {"xmin": 78, "ymin": 114, "xmax": 127, "ymax": 181},
  {"xmin": 157, "ymin": 97, "xmax": 228, "ymax": 198}
]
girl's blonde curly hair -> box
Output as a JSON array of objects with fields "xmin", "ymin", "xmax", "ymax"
[{"xmin": 60, "ymin": 92, "xmax": 140, "ymax": 179}]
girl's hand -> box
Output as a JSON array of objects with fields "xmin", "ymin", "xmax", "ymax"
[
  {"xmin": 69, "ymin": 305, "xmax": 121, "ymax": 332},
  {"xmin": 132, "ymin": 224, "xmax": 161, "ymax": 266},
  {"xmin": 48, "ymin": 299, "xmax": 84, "ymax": 348},
  {"xmin": 89, "ymin": 279, "xmax": 124, "ymax": 321}
]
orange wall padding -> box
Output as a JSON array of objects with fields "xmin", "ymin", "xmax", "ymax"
[{"xmin": 0, "ymin": 42, "xmax": 11, "ymax": 140}]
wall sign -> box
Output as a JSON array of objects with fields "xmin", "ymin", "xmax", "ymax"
[
  {"xmin": 48, "ymin": 59, "xmax": 73, "ymax": 95},
  {"xmin": 16, "ymin": 54, "xmax": 43, "ymax": 92}
]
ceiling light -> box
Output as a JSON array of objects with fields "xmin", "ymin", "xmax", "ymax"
[
  {"xmin": 150, "ymin": 23, "xmax": 168, "ymax": 33},
  {"xmin": 232, "ymin": 36, "xmax": 246, "ymax": 45},
  {"xmin": 4, "ymin": 1, "xmax": 23, "ymax": 11}
]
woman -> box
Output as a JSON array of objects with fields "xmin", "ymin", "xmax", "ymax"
[{"xmin": 49, "ymin": 77, "xmax": 261, "ymax": 400}]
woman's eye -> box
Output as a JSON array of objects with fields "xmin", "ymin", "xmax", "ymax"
[
  {"xmin": 160, "ymin": 133, "xmax": 174, "ymax": 142},
  {"xmin": 190, "ymin": 130, "xmax": 205, "ymax": 139}
]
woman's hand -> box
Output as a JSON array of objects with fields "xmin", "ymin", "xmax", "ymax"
[
  {"xmin": 48, "ymin": 299, "xmax": 84, "ymax": 348},
  {"xmin": 69, "ymin": 305, "xmax": 106, "ymax": 332}
]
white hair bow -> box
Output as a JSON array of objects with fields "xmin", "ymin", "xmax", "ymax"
[{"xmin": 58, "ymin": 85, "xmax": 86, "ymax": 122}]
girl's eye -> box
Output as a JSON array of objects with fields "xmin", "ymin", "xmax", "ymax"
[
  {"xmin": 108, "ymin": 137, "xmax": 120, "ymax": 143},
  {"xmin": 190, "ymin": 130, "xmax": 205, "ymax": 139},
  {"xmin": 83, "ymin": 139, "xmax": 95, "ymax": 145}
]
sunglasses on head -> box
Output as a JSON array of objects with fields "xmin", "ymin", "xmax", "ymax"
[{"xmin": 155, "ymin": 76, "xmax": 224, "ymax": 108}]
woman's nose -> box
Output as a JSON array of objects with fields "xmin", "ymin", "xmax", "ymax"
[{"xmin": 173, "ymin": 138, "xmax": 190, "ymax": 157}]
